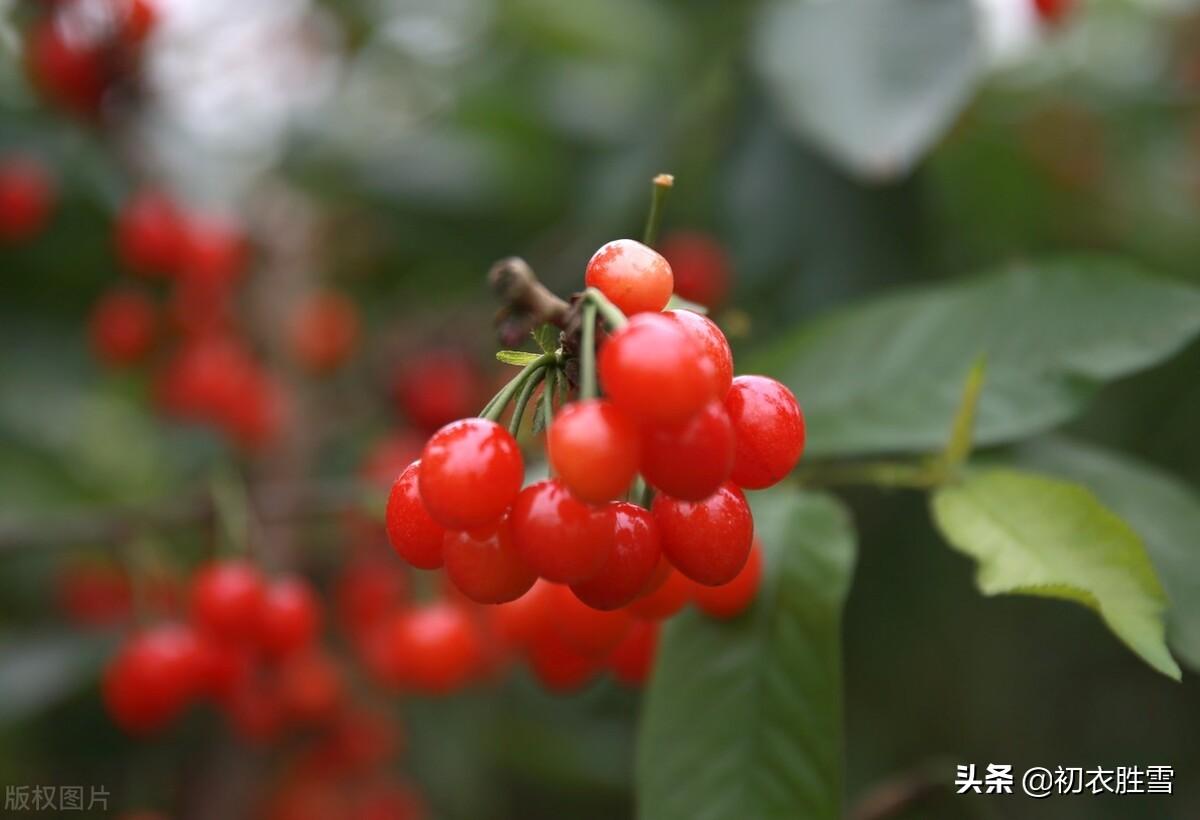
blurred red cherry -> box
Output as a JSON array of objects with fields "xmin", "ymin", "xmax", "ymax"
[
  {"xmin": 392, "ymin": 349, "xmax": 485, "ymax": 433},
  {"xmin": 89, "ymin": 288, "xmax": 157, "ymax": 366},
  {"xmin": 0, "ymin": 155, "xmax": 55, "ymax": 241}
]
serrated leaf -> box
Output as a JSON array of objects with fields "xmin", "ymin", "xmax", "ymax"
[
  {"xmin": 753, "ymin": 0, "xmax": 982, "ymax": 180},
  {"xmin": 1011, "ymin": 437, "xmax": 1200, "ymax": 673},
  {"xmin": 496, "ymin": 350, "xmax": 542, "ymax": 367},
  {"xmin": 532, "ymin": 323, "xmax": 560, "ymax": 355},
  {"xmin": 750, "ymin": 258, "xmax": 1200, "ymax": 458},
  {"xmin": 931, "ymin": 468, "xmax": 1179, "ymax": 680},
  {"xmin": 637, "ymin": 489, "xmax": 856, "ymax": 820}
]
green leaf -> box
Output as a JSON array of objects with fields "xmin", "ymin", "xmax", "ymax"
[
  {"xmin": 931, "ymin": 468, "xmax": 1180, "ymax": 680},
  {"xmin": 753, "ymin": 0, "xmax": 982, "ymax": 180},
  {"xmin": 636, "ymin": 489, "xmax": 856, "ymax": 820},
  {"xmin": 664, "ymin": 295, "xmax": 709, "ymax": 315},
  {"xmin": 496, "ymin": 350, "xmax": 542, "ymax": 367},
  {"xmin": 0, "ymin": 632, "xmax": 111, "ymax": 724},
  {"xmin": 1010, "ymin": 437, "xmax": 1200, "ymax": 673},
  {"xmin": 750, "ymin": 258, "xmax": 1200, "ymax": 458},
  {"xmin": 532, "ymin": 323, "xmax": 560, "ymax": 355}
]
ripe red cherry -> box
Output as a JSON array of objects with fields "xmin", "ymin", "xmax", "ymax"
[
  {"xmin": 89, "ymin": 289, "xmax": 157, "ymax": 366},
  {"xmin": 725, "ymin": 375, "xmax": 805, "ymax": 490},
  {"xmin": 546, "ymin": 400, "xmax": 639, "ymax": 504},
  {"xmin": 386, "ymin": 461, "xmax": 446, "ymax": 570},
  {"xmin": 116, "ymin": 191, "xmax": 186, "ymax": 278},
  {"xmin": 527, "ymin": 627, "xmax": 598, "ymax": 693},
  {"xmin": 190, "ymin": 559, "xmax": 266, "ymax": 643},
  {"xmin": 666, "ymin": 309, "xmax": 733, "ymax": 397},
  {"xmin": 56, "ymin": 561, "xmax": 131, "ymax": 626},
  {"xmin": 25, "ymin": 18, "xmax": 107, "ymax": 117},
  {"xmin": 509, "ymin": 479, "xmax": 612, "ymax": 583},
  {"xmin": 418, "ymin": 419, "xmax": 524, "ymax": 530},
  {"xmin": 103, "ymin": 624, "xmax": 202, "ymax": 733},
  {"xmin": 289, "ymin": 291, "xmax": 360, "ymax": 373},
  {"xmin": 179, "ymin": 212, "xmax": 247, "ymax": 287},
  {"xmin": 0, "ymin": 155, "xmax": 55, "ymax": 241},
  {"xmin": 278, "ymin": 650, "xmax": 344, "ymax": 723},
  {"xmin": 334, "ymin": 556, "xmax": 408, "ymax": 637},
  {"xmin": 627, "ymin": 561, "xmax": 695, "ymax": 620},
  {"xmin": 257, "ymin": 576, "xmax": 319, "ymax": 657},
  {"xmin": 167, "ymin": 276, "xmax": 233, "ymax": 338},
  {"xmin": 640, "ymin": 400, "xmax": 735, "ymax": 501},
  {"xmin": 486, "ymin": 579, "xmax": 557, "ymax": 651},
  {"xmin": 653, "ymin": 483, "xmax": 754, "ymax": 586},
  {"xmin": 694, "ymin": 539, "xmax": 763, "ymax": 619},
  {"xmin": 219, "ymin": 365, "xmax": 289, "ymax": 452},
  {"xmin": 550, "ymin": 584, "xmax": 632, "ymax": 657},
  {"xmin": 570, "ymin": 502, "xmax": 661, "ymax": 610},
  {"xmin": 443, "ymin": 517, "xmax": 536, "ymax": 604},
  {"xmin": 121, "ymin": 0, "xmax": 158, "ymax": 43},
  {"xmin": 1033, "ymin": 0, "xmax": 1073, "ymax": 26},
  {"xmin": 660, "ymin": 232, "xmax": 732, "ymax": 310},
  {"xmin": 608, "ymin": 620, "xmax": 659, "ymax": 686},
  {"xmin": 585, "ymin": 238, "xmax": 674, "ymax": 315},
  {"xmin": 387, "ymin": 603, "xmax": 483, "ymax": 694},
  {"xmin": 393, "ymin": 350, "xmax": 485, "ymax": 433},
  {"xmin": 361, "ymin": 432, "xmax": 424, "ymax": 490},
  {"xmin": 598, "ymin": 312, "xmax": 718, "ymax": 426}
]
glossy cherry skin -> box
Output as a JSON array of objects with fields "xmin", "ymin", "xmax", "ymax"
[
  {"xmin": 665, "ymin": 309, "xmax": 733, "ymax": 397},
  {"xmin": 443, "ymin": 516, "xmax": 537, "ymax": 604},
  {"xmin": 89, "ymin": 289, "xmax": 157, "ymax": 366},
  {"xmin": 694, "ymin": 539, "xmax": 764, "ymax": 619},
  {"xmin": 585, "ymin": 238, "xmax": 674, "ymax": 315},
  {"xmin": 257, "ymin": 576, "xmax": 320, "ymax": 657},
  {"xmin": 289, "ymin": 291, "xmax": 360, "ymax": 373},
  {"xmin": 509, "ymin": 479, "xmax": 613, "ymax": 583},
  {"xmin": 0, "ymin": 155, "xmax": 54, "ymax": 241},
  {"xmin": 570, "ymin": 502, "xmax": 661, "ymax": 610},
  {"xmin": 598, "ymin": 312, "xmax": 718, "ymax": 426},
  {"xmin": 189, "ymin": 560, "xmax": 266, "ymax": 643},
  {"xmin": 103, "ymin": 624, "xmax": 202, "ymax": 733},
  {"xmin": 546, "ymin": 399, "xmax": 639, "ymax": 504},
  {"xmin": 653, "ymin": 483, "xmax": 754, "ymax": 586},
  {"xmin": 608, "ymin": 620, "xmax": 660, "ymax": 686},
  {"xmin": 418, "ymin": 419, "xmax": 524, "ymax": 531},
  {"xmin": 627, "ymin": 560, "xmax": 695, "ymax": 620},
  {"xmin": 116, "ymin": 191, "xmax": 185, "ymax": 278},
  {"xmin": 387, "ymin": 603, "xmax": 483, "ymax": 694},
  {"xmin": 640, "ymin": 400, "xmax": 735, "ymax": 501},
  {"xmin": 660, "ymin": 232, "xmax": 731, "ymax": 310},
  {"xmin": 386, "ymin": 461, "xmax": 447, "ymax": 570},
  {"xmin": 724, "ymin": 375, "xmax": 806, "ymax": 490},
  {"xmin": 550, "ymin": 583, "xmax": 632, "ymax": 657}
]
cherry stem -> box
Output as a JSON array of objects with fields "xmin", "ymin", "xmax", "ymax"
[
  {"xmin": 480, "ymin": 352, "xmax": 557, "ymax": 422},
  {"xmin": 580, "ymin": 300, "xmax": 598, "ymax": 401},
  {"xmin": 584, "ymin": 287, "xmax": 628, "ymax": 330},
  {"xmin": 542, "ymin": 367, "xmax": 557, "ymax": 425},
  {"xmin": 509, "ymin": 366, "xmax": 547, "ymax": 436},
  {"xmin": 642, "ymin": 173, "xmax": 674, "ymax": 248}
]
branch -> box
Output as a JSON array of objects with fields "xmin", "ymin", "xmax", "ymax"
[
  {"xmin": 848, "ymin": 763, "xmax": 953, "ymax": 820},
  {"xmin": 488, "ymin": 257, "xmax": 571, "ymax": 345}
]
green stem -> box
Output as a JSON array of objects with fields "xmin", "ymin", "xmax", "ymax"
[
  {"xmin": 580, "ymin": 300, "xmax": 598, "ymax": 401},
  {"xmin": 642, "ymin": 173, "xmax": 674, "ymax": 247},
  {"xmin": 480, "ymin": 352, "xmax": 556, "ymax": 422},
  {"xmin": 542, "ymin": 367, "xmax": 557, "ymax": 426},
  {"xmin": 585, "ymin": 287, "xmax": 628, "ymax": 330},
  {"xmin": 509, "ymin": 367, "xmax": 547, "ymax": 436}
]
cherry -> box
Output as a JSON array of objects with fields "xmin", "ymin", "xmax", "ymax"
[
  {"xmin": 55, "ymin": 560, "xmax": 131, "ymax": 626},
  {"xmin": 660, "ymin": 232, "xmax": 732, "ymax": 310},
  {"xmin": 508, "ymin": 479, "xmax": 611, "ymax": 584},
  {"xmin": 223, "ymin": 671, "xmax": 285, "ymax": 744},
  {"xmin": 0, "ymin": 155, "xmax": 55, "ymax": 241},
  {"xmin": 598, "ymin": 312, "xmax": 718, "ymax": 426},
  {"xmin": 121, "ymin": 0, "xmax": 158, "ymax": 44},
  {"xmin": 179, "ymin": 212, "xmax": 247, "ymax": 287},
  {"xmin": 627, "ymin": 561, "xmax": 694, "ymax": 620},
  {"xmin": 694, "ymin": 539, "xmax": 763, "ymax": 619},
  {"xmin": 527, "ymin": 627, "xmax": 598, "ymax": 693},
  {"xmin": 570, "ymin": 502, "xmax": 661, "ymax": 610},
  {"xmin": 443, "ymin": 516, "xmax": 536, "ymax": 604},
  {"xmin": 386, "ymin": 603, "xmax": 483, "ymax": 694},
  {"xmin": 486, "ymin": 579, "xmax": 557, "ymax": 651},
  {"xmin": 103, "ymin": 624, "xmax": 202, "ymax": 733},
  {"xmin": 190, "ymin": 559, "xmax": 266, "ymax": 643},
  {"xmin": 545, "ymin": 399, "xmax": 639, "ymax": 504},
  {"xmin": 640, "ymin": 400, "xmax": 735, "ymax": 501},
  {"xmin": 361, "ymin": 432, "xmax": 424, "ymax": 490},
  {"xmin": 89, "ymin": 289, "xmax": 157, "ymax": 366},
  {"xmin": 25, "ymin": 17, "xmax": 107, "ymax": 117},
  {"xmin": 386, "ymin": 461, "xmax": 446, "ymax": 570},
  {"xmin": 289, "ymin": 291, "xmax": 360, "ymax": 373},
  {"xmin": 257, "ymin": 576, "xmax": 320, "ymax": 657},
  {"xmin": 220, "ymin": 365, "xmax": 289, "ymax": 452},
  {"xmin": 724, "ymin": 375, "xmax": 805, "ymax": 490},
  {"xmin": 167, "ymin": 276, "xmax": 233, "ymax": 338},
  {"xmin": 194, "ymin": 635, "xmax": 254, "ymax": 701},
  {"xmin": 278, "ymin": 650, "xmax": 344, "ymax": 723},
  {"xmin": 418, "ymin": 418, "xmax": 524, "ymax": 530},
  {"xmin": 1033, "ymin": 0, "xmax": 1073, "ymax": 26},
  {"xmin": 666, "ymin": 309, "xmax": 733, "ymax": 397},
  {"xmin": 116, "ymin": 191, "xmax": 185, "ymax": 278},
  {"xmin": 334, "ymin": 556, "xmax": 408, "ymax": 637},
  {"xmin": 608, "ymin": 620, "xmax": 659, "ymax": 686},
  {"xmin": 550, "ymin": 584, "xmax": 632, "ymax": 657},
  {"xmin": 653, "ymin": 483, "xmax": 753, "ymax": 586},
  {"xmin": 585, "ymin": 238, "xmax": 674, "ymax": 316},
  {"xmin": 393, "ymin": 350, "xmax": 485, "ymax": 433}
]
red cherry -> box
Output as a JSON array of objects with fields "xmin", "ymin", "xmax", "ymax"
[
  {"xmin": 103, "ymin": 624, "xmax": 202, "ymax": 733},
  {"xmin": 223, "ymin": 671, "xmax": 285, "ymax": 744},
  {"xmin": 121, "ymin": 0, "xmax": 158, "ymax": 43},
  {"xmin": 189, "ymin": 559, "xmax": 266, "ymax": 643},
  {"xmin": 55, "ymin": 561, "xmax": 131, "ymax": 626},
  {"xmin": 179, "ymin": 212, "xmax": 247, "ymax": 288},
  {"xmin": 585, "ymin": 238, "xmax": 674, "ymax": 316},
  {"xmin": 0, "ymin": 155, "xmax": 54, "ymax": 241},
  {"xmin": 220, "ymin": 365, "xmax": 289, "ymax": 452},
  {"xmin": 418, "ymin": 418, "xmax": 524, "ymax": 531},
  {"xmin": 257, "ymin": 576, "xmax": 320, "ymax": 657},
  {"xmin": 570, "ymin": 502, "xmax": 660, "ymax": 610},
  {"xmin": 194, "ymin": 635, "xmax": 254, "ymax": 701},
  {"xmin": 334, "ymin": 556, "xmax": 408, "ymax": 637},
  {"xmin": 486, "ymin": 579, "xmax": 557, "ymax": 651},
  {"xmin": 443, "ymin": 517, "xmax": 536, "ymax": 604},
  {"xmin": 361, "ymin": 432, "xmax": 424, "ymax": 490},
  {"xmin": 660, "ymin": 232, "xmax": 732, "ymax": 310},
  {"xmin": 89, "ymin": 289, "xmax": 157, "ymax": 366},
  {"xmin": 25, "ymin": 17, "xmax": 107, "ymax": 117},
  {"xmin": 694, "ymin": 539, "xmax": 763, "ymax": 619},
  {"xmin": 509, "ymin": 479, "xmax": 612, "ymax": 583},
  {"xmin": 724, "ymin": 375, "xmax": 805, "ymax": 490},
  {"xmin": 665, "ymin": 309, "xmax": 733, "ymax": 397},
  {"xmin": 608, "ymin": 620, "xmax": 659, "ymax": 686},
  {"xmin": 386, "ymin": 461, "xmax": 446, "ymax": 570},
  {"xmin": 1033, "ymin": 0, "xmax": 1073, "ymax": 26},
  {"xmin": 640, "ymin": 400, "xmax": 735, "ymax": 501},
  {"xmin": 527, "ymin": 627, "xmax": 598, "ymax": 693},
  {"xmin": 598, "ymin": 312, "xmax": 718, "ymax": 426},
  {"xmin": 653, "ymin": 483, "xmax": 754, "ymax": 586},
  {"xmin": 387, "ymin": 603, "xmax": 483, "ymax": 694},
  {"xmin": 627, "ymin": 561, "xmax": 694, "ymax": 620},
  {"xmin": 393, "ymin": 350, "xmax": 485, "ymax": 433},
  {"xmin": 116, "ymin": 191, "xmax": 185, "ymax": 278},
  {"xmin": 550, "ymin": 584, "xmax": 632, "ymax": 657},
  {"xmin": 278, "ymin": 650, "xmax": 344, "ymax": 723},
  {"xmin": 167, "ymin": 276, "xmax": 233, "ymax": 338},
  {"xmin": 289, "ymin": 291, "xmax": 360, "ymax": 373},
  {"xmin": 546, "ymin": 399, "xmax": 639, "ymax": 504}
]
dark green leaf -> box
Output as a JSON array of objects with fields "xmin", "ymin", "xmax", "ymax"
[{"xmin": 636, "ymin": 489, "xmax": 856, "ymax": 820}]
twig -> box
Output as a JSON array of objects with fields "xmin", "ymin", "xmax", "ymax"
[
  {"xmin": 848, "ymin": 763, "xmax": 955, "ymax": 820},
  {"xmin": 488, "ymin": 257, "xmax": 571, "ymax": 336}
]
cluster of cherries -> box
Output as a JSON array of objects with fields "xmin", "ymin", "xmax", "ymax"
[{"xmin": 384, "ymin": 236, "xmax": 804, "ymax": 688}]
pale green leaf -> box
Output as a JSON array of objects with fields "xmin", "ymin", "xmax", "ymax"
[
  {"xmin": 496, "ymin": 350, "xmax": 542, "ymax": 367},
  {"xmin": 532, "ymin": 323, "xmax": 560, "ymax": 355}
]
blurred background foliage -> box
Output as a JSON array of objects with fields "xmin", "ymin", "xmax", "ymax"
[{"xmin": 2, "ymin": 0, "xmax": 1200, "ymax": 817}]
